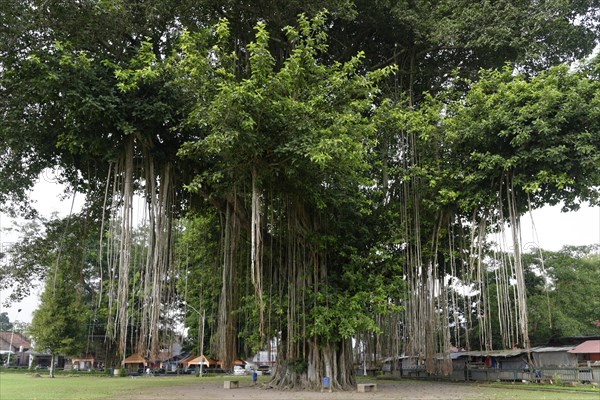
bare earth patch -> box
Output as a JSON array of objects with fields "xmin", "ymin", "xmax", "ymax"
[{"xmin": 126, "ymin": 380, "xmax": 486, "ymax": 400}]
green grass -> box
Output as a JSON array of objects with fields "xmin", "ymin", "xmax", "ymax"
[
  {"xmin": 476, "ymin": 385, "xmax": 600, "ymax": 400},
  {"xmin": 0, "ymin": 372, "xmax": 265, "ymax": 400},
  {"xmin": 484, "ymin": 381, "xmax": 600, "ymax": 393},
  {"xmin": 369, "ymin": 378, "xmax": 600, "ymax": 400},
  {"xmin": 2, "ymin": 372, "xmax": 598, "ymax": 400},
  {"xmin": 476, "ymin": 381, "xmax": 600, "ymax": 399}
]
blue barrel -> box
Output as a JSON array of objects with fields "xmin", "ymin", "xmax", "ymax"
[
  {"xmin": 322, "ymin": 376, "xmax": 330, "ymax": 389},
  {"xmin": 252, "ymin": 372, "xmax": 258, "ymax": 382}
]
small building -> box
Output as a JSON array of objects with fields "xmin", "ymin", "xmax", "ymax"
[
  {"xmin": 251, "ymin": 350, "xmax": 277, "ymax": 367},
  {"xmin": 0, "ymin": 331, "xmax": 31, "ymax": 367},
  {"xmin": 568, "ymin": 340, "xmax": 600, "ymax": 366},
  {"xmin": 122, "ymin": 353, "xmax": 147, "ymax": 372},
  {"xmin": 156, "ymin": 351, "xmax": 178, "ymax": 371},
  {"xmin": 29, "ymin": 351, "xmax": 66, "ymax": 369},
  {"xmin": 531, "ymin": 346, "xmax": 576, "ymax": 368},
  {"xmin": 453, "ymin": 348, "xmax": 527, "ymax": 370},
  {"xmin": 187, "ymin": 354, "xmax": 223, "ymax": 369},
  {"xmin": 178, "ymin": 354, "xmax": 196, "ymax": 370},
  {"xmin": 70, "ymin": 354, "xmax": 96, "ymax": 371}
]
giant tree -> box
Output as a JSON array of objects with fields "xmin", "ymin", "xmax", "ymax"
[
  {"xmin": 169, "ymin": 13, "xmax": 399, "ymax": 389},
  {"xmin": 1, "ymin": 0, "xmax": 200, "ymax": 362},
  {"xmin": 2, "ymin": 0, "xmax": 600, "ymax": 390}
]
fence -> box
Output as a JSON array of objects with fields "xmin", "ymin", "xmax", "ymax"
[{"xmin": 396, "ymin": 366, "xmax": 600, "ymax": 385}]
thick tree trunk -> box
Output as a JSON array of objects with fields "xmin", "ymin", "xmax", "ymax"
[{"xmin": 267, "ymin": 338, "xmax": 355, "ymax": 391}]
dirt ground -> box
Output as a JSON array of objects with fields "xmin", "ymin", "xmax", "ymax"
[{"xmin": 126, "ymin": 380, "xmax": 488, "ymax": 400}]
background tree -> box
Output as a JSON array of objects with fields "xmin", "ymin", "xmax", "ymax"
[
  {"xmin": 0, "ymin": 312, "xmax": 13, "ymax": 331},
  {"xmin": 525, "ymin": 245, "xmax": 600, "ymax": 344},
  {"xmin": 175, "ymin": 213, "xmax": 222, "ymax": 358},
  {"xmin": 29, "ymin": 269, "xmax": 88, "ymax": 377}
]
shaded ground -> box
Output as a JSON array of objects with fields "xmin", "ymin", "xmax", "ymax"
[
  {"xmin": 126, "ymin": 380, "xmax": 478, "ymax": 399},
  {"xmin": 126, "ymin": 379, "xmax": 555, "ymax": 400}
]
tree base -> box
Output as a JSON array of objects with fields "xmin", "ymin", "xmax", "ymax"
[{"xmin": 266, "ymin": 339, "xmax": 355, "ymax": 391}]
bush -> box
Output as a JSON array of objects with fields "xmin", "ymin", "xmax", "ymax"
[{"xmin": 551, "ymin": 373, "xmax": 563, "ymax": 386}]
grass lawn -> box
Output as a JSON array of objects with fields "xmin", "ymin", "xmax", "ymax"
[
  {"xmin": 2, "ymin": 372, "xmax": 599, "ymax": 400},
  {"xmin": 0, "ymin": 372, "xmax": 264, "ymax": 400},
  {"xmin": 476, "ymin": 383, "xmax": 600, "ymax": 400}
]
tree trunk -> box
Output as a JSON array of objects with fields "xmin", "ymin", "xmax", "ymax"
[
  {"xmin": 49, "ymin": 353, "xmax": 55, "ymax": 378},
  {"xmin": 268, "ymin": 338, "xmax": 355, "ymax": 391}
]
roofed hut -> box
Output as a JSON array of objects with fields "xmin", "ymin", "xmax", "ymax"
[{"xmin": 122, "ymin": 353, "xmax": 147, "ymax": 372}]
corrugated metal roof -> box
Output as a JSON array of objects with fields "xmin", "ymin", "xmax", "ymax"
[
  {"xmin": 384, "ymin": 346, "xmax": 578, "ymax": 362},
  {"xmin": 457, "ymin": 349, "xmax": 527, "ymax": 357},
  {"xmin": 568, "ymin": 340, "xmax": 600, "ymax": 354},
  {"xmin": 531, "ymin": 346, "xmax": 574, "ymax": 353}
]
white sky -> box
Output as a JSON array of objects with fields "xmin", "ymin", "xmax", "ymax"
[
  {"xmin": 0, "ymin": 176, "xmax": 85, "ymax": 325},
  {"xmin": 1, "ymin": 176, "xmax": 599, "ymax": 324}
]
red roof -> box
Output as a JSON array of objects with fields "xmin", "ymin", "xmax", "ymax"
[
  {"xmin": 187, "ymin": 355, "xmax": 222, "ymax": 367},
  {"xmin": 0, "ymin": 332, "xmax": 31, "ymax": 350},
  {"xmin": 122, "ymin": 353, "xmax": 147, "ymax": 365},
  {"xmin": 178, "ymin": 354, "xmax": 196, "ymax": 367},
  {"xmin": 568, "ymin": 340, "xmax": 600, "ymax": 354}
]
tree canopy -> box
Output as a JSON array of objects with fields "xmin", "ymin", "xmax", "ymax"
[{"xmin": 1, "ymin": 0, "xmax": 599, "ymax": 390}]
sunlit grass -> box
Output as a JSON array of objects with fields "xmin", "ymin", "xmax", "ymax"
[{"xmin": 0, "ymin": 372, "xmax": 263, "ymax": 400}]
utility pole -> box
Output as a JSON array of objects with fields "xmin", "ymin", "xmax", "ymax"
[
  {"xmin": 199, "ymin": 309, "xmax": 205, "ymax": 377},
  {"xmin": 185, "ymin": 303, "xmax": 205, "ymax": 377}
]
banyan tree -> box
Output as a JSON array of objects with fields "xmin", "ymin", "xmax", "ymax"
[
  {"xmin": 172, "ymin": 15, "xmax": 599, "ymax": 387},
  {"xmin": 2, "ymin": 1, "xmax": 599, "ymax": 392},
  {"xmin": 175, "ymin": 16, "xmax": 399, "ymax": 389}
]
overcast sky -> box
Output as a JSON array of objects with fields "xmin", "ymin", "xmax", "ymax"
[{"xmin": 1, "ymin": 176, "xmax": 599, "ymax": 324}]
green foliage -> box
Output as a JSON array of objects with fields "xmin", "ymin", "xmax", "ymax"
[
  {"xmin": 177, "ymin": 12, "xmax": 393, "ymax": 203},
  {"xmin": 1, "ymin": 214, "xmax": 100, "ymax": 306},
  {"xmin": 293, "ymin": 358, "xmax": 308, "ymax": 374},
  {"xmin": 525, "ymin": 245, "xmax": 600, "ymax": 343},
  {"xmin": 0, "ymin": 312, "xmax": 14, "ymax": 331},
  {"xmin": 18, "ymin": 217, "xmax": 94, "ymax": 363},
  {"xmin": 473, "ymin": 245, "xmax": 600, "ymax": 348},
  {"xmin": 29, "ymin": 269, "xmax": 89, "ymax": 358},
  {"xmin": 175, "ymin": 213, "xmax": 221, "ymax": 353},
  {"xmin": 412, "ymin": 60, "xmax": 600, "ymax": 217},
  {"xmin": 2, "ymin": 1, "xmax": 600, "ymax": 385}
]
